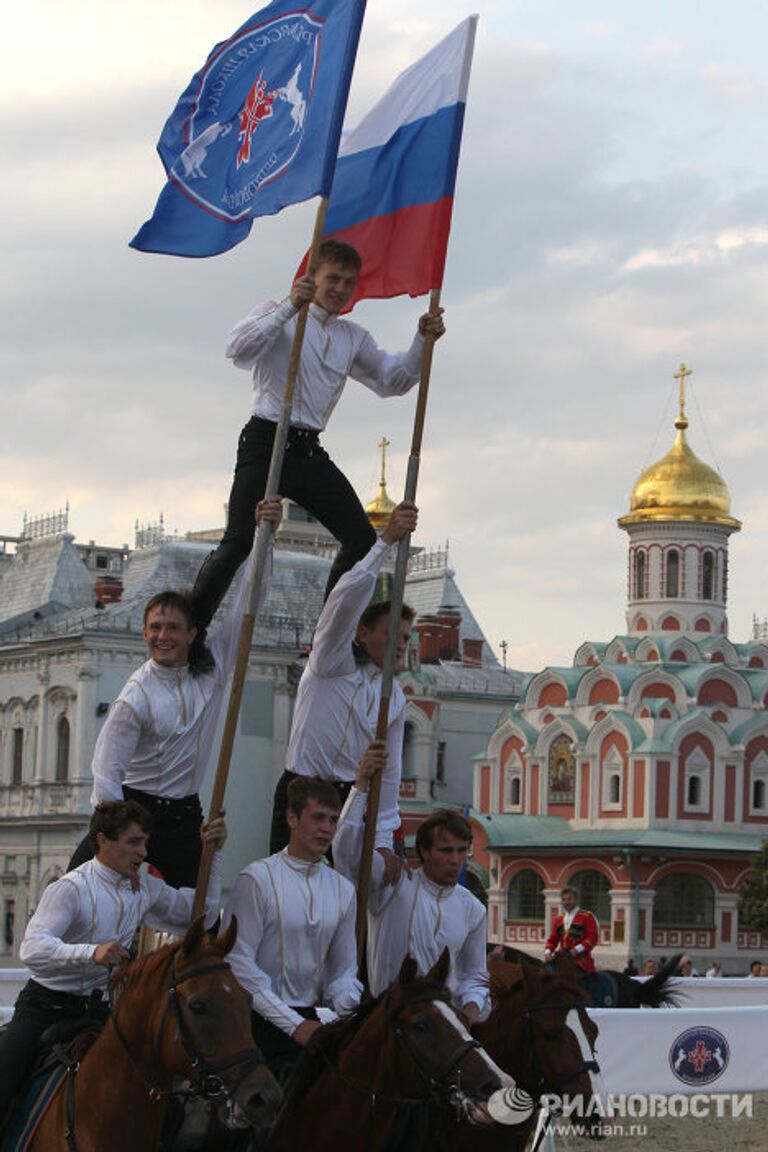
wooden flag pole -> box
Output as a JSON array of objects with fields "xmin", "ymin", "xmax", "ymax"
[
  {"xmin": 356, "ymin": 288, "xmax": 441, "ymax": 957},
  {"xmin": 192, "ymin": 199, "xmax": 329, "ymax": 920}
]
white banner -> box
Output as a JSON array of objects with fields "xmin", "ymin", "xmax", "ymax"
[
  {"xmin": 655, "ymin": 976, "xmax": 768, "ymax": 1008},
  {"xmin": 588, "ymin": 1006, "xmax": 768, "ymax": 1095}
]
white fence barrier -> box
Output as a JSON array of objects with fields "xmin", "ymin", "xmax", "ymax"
[{"xmin": 588, "ymin": 1005, "xmax": 768, "ymax": 1095}]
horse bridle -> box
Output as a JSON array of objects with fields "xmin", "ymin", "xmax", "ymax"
[
  {"xmin": 109, "ymin": 957, "xmax": 265, "ymax": 1103},
  {"xmin": 521, "ymin": 999, "xmax": 600, "ymax": 1096},
  {"xmin": 321, "ymin": 988, "xmax": 482, "ymax": 1111}
]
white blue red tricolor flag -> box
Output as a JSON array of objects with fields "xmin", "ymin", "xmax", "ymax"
[
  {"xmin": 130, "ymin": 0, "xmax": 367, "ymax": 257},
  {"xmin": 318, "ymin": 15, "xmax": 478, "ymax": 308}
]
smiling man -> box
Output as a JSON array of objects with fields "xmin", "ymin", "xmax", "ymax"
[
  {"xmin": 190, "ymin": 238, "xmax": 445, "ymax": 647},
  {"xmin": 333, "ymin": 744, "xmax": 491, "ymax": 1024},
  {"xmin": 223, "ymin": 777, "xmax": 361, "ymax": 1084},
  {"xmin": 0, "ymin": 800, "xmax": 226, "ymax": 1123},
  {"xmin": 67, "ymin": 500, "xmax": 281, "ymax": 888}
]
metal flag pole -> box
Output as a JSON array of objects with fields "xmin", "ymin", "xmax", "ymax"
[
  {"xmin": 192, "ymin": 198, "xmax": 329, "ymax": 920},
  {"xmin": 356, "ymin": 287, "xmax": 441, "ymax": 958}
]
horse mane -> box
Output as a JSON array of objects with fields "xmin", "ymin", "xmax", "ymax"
[
  {"xmin": 109, "ymin": 938, "xmax": 180, "ymax": 1005},
  {"xmin": 280, "ymin": 974, "xmax": 452, "ymax": 1110}
]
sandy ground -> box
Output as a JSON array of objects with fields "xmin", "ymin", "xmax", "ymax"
[{"xmin": 549, "ymin": 1091, "xmax": 768, "ymax": 1152}]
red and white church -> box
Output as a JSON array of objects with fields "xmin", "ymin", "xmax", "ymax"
[{"xmin": 470, "ymin": 369, "xmax": 768, "ymax": 972}]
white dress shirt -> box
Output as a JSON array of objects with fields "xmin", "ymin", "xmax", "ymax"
[
  {"xmin": 90, "ymin": 538, "xmax": 272, "ymax": 803},
  {"xmin": 334, "ymin": 790, "xmax": 490, "ymax": 1020},
  {"xmin": 286, "ymin": 538, "xmax": 405, "ymax": 850},
  {"xmin": 223, "ymin": 850, "xmax": 362, "ymax": 1037},
  {"xmin": 19, "ymin": 855, "xmax": 222, "ymax": 996},
  {"xmin": 226, "ymin": 298, "xmax": 423, "ymax": 431}
]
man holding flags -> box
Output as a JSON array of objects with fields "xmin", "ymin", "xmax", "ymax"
[{"xmin": 190, "ymin": 245, "xmax": 445, "ymax": 634}]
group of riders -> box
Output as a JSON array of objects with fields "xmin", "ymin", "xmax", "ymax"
[{"xmin": 0, "ymin": 243, "xmax": 595, "ymax": 1130}]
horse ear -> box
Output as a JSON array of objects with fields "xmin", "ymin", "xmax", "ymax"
[
  {"xmin": 218, "ymin": 914, "xmax": 238, "ymax": 955},
  {"xmin": 398, "ymin": 954, "xmax": 418, "ymax": 986},
  {"xmin": 426, "ymin": 947, "xmax": 450, "ymax": 985},
  {"xmin": 181, "ymin": 916, "xmax": 206, "ymax": 957}
]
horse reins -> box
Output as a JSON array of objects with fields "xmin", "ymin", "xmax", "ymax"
[
  {"xmin": 521, "ymin": 1000, "xmax": 600, "ymax": 1094},
  {"xmin": 317, "ymin": 989, "xmax": 484, "ymax": 1149}
]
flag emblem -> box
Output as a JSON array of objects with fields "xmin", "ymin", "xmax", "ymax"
[
  {"xmin": 669, "ymin": 1026, "xmax": 729, "ymax": 1085},
  {"xmin": 169, "ymin": 14, "xmax": 319, "ymax": 223}
]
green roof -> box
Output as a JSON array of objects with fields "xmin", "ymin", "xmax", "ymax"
[{"xmin": 470, "ymin": 810, "xmax": 766, "ymax": 855}]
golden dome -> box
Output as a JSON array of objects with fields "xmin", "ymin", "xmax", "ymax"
[
  {"xmin": 365, "ymin": 436, "xmax": 397, "ymax": 531},
  {"xmin": 619, "ymin": 366, "xmax": 740, "ymax": 530}
]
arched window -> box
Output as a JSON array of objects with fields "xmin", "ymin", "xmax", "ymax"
[
  {"xmin": 55, "ymin": 717, "xmax": 70, "ymax": 783},
  {"xmin": 402, "ymin": 721, "xmax": 416, "ymax": 779},
  {"xmin": 506, "ymin": 870, "xmax": 545, "ymax": 922},
  {"xmin": 567, "ymin": 869, "xmax": 610, "ymax": 924},
  {"xmin": 702, "ymin": 551, "xmax": 714, "ymax": 601},
  {"xmin": 753, "ymin": 778, "xmax": 766, "ymax": 811},
  {"xmin": 510, "ymin": 776, "xmax": 521, "ymax": 806},
  {"xmin": 654, "ymin": 873, "xmax": 714, "ymax": 927},
  {"xmin": 666, "ymin": 549, "xmax": 679, "ymax": 598},
  {"xmin": 609, "ymin": 773, "xmax": 621, "ymax": 804},
  {"xmin": 634, "ymin": 551, "xmax": 646, "ymax": 600}
]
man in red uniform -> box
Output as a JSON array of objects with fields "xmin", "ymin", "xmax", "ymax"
[{"xmin": 544, "ymin": 885, "xmax": 599, "ymax": 974}]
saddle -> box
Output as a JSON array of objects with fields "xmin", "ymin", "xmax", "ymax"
[
  {"xmin": 0, "ymin": 1022, "xmax": 103, "ymax": 1152},
  {"xmin": 581, "ymin": 970, "xmax": 617, "ymax": 1008}
]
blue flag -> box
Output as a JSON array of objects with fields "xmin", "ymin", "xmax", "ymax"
[{"xmin": 131, "ymin": 0, "xmax": 367, "ymax": 257}]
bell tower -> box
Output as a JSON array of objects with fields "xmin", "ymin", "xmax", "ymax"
[{"xmin": 618, "ymin": 365, "xmax": 741, "ymax": 637}]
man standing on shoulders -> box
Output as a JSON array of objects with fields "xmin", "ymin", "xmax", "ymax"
[
  {"xmin": 69, "ymin": 499, "xmax": 281, "ymax": 887},
  {"xmin": 0, "ymin": 800, "xmax": 226, "ymax": 1123},
  {"xmin": 191, "ymin": 238, "xmax": 445, "ymax": 633},
  {"xmin": 269, "ymin": 501, "xmax": 417, "ymax": 861},
  {"xmin": 544, "ymin": 886, "xmax": 599, "ymax": 974},
  {"xmin": 223, "ymin": 778, "xmax": 361, "ymax": 1085},
  {"xmin": 333, "ymin": 743, "xmax": 490, "ymax": 1025}
]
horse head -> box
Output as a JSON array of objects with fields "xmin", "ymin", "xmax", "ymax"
[
  {"xmin": 484, "ymin": 957, "xmax": 603, "ymax": 1138},
  {"xmin": 118, "ymin": 916, "xmax": 282, "ymax": 1131}
]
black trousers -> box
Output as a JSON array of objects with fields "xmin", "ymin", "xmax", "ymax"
[
  {"xmin": 67, "ymin": 788, "xmax": 203, "ymax": 889},
  {"xmin": 269, "ymin": 771, "xmax": 354, "ymax": 855},
  {"xmin": 0, "ymin": 980, "xmax": 108, "ymax": 1121},
  {"xmin": 192, "ymin": 417, "xmax": 377, "ymax": 626},
  {"xmin": 250, "ymin": 1007, "xmax": 318, "ymax": 1088}
]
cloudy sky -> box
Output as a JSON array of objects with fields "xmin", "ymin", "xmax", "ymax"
[{"xmin": 3, "ymin": 1, "xmax": 768, "ymax": 672}]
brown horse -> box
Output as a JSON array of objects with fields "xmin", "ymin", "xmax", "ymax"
[
  {"xmin": 266, "ymin": 950, "xmax": 509, "ymax": 1152},
  {"xmin": 435, "ymin": 954, "xmax": 604, "ymax": 1152},
  {"xmin": 502, "ymin": 945, "xmax": 683, "ymax": 1008},
  {"xmin": 26, "ymin": 918, "xmax": 282, "ymax": 1152}
]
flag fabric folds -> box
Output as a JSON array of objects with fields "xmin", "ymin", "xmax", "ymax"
[
  {"xmin": 318, "ymin": 15, "xmax": 478, "ymax": 307},
  {"xmin": 130, "ymin": 0, "xmax": 367, "ymax": 258}
]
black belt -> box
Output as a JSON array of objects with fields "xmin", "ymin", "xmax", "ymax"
[
  {"xmin": 252, "ymin": 416, "xmax": 321, "ymax": 447},
  {"xmin": 26, "ymin": 979, "xmax": 105, "ymax": 1014},
  {"xmin": 122, "ymin": 785, "xmax": 201, "ymax": 817}
]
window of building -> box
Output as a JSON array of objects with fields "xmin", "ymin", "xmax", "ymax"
[
  {"xmin": 634, "ymin": 551, "xmax": 646, "ymax": 600},
  {"xmin": 665, "ymin": 549, "xmax": 680, "ymax": 598},
  {"xmin": 567, "ymin": 869, "xmax": 610, "ymax": 924},
  {"xmin": 683, "ymin": 749, "xmax": 710, "ymax": 812},
  {"xmin": 601, "ymin": 747, "xmax": 623, "ymax": 810},
  {"xmin": 3, "ymin": 900, "xmax": 14, "ymax": 953},
  {"xmin": 11, "ymin": 728, "xmax": 23, "ymax": 785},
  {"xmin": 654, "ymin": 873, "xmax": 714, "ymax": 927},
  {"xmin": 402, "ymin": 721, "xmax": 416, "ymax": 779},
  {"xmin": 749, "ymin": 751, "xmax": 768, "ymax": 815},
  {"xmin": 506, "ymin": 870, "xmax": 545, "ymax": 921},
  {"xmin": 56, "ymin": 717, "xmax": 70, "ymax": 783},
  {"xmin": 504, "ymin": 755, "xmax": 523, "ymax": 812},
  {"xmin": 702, "ymin": 551, "xmax": 714, "ymax": 601},
  {"xmin": 435, "ymin": 741, "xmax": 446, "ymax": 785}
]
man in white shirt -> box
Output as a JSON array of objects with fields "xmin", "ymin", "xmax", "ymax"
[
  {"xmin": 269, "ymin": 501, "xmax": 417, "ymax": 857},
  {"xmin": 223, "ymin": 777, "xmax": 361, "ymax": 1083},
  {"xmin": 333, "ymin": 743, "xmax": 491, "ymax": 1024},
  {"xmin": 0, "ymin": 799, "xmax": 226, "ymax": 1121},
  {"xmin": 191, "ymin": 238, "xmax": 445, "ymax": 631},
  {"xmin": 68, "ymin": 500, "xmax": 281, "ymax": 887}
]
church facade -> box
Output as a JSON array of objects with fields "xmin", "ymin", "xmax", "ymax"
[{"xmin": 471, "ymin": 371, "xmax": 768, "ymax": 973}]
